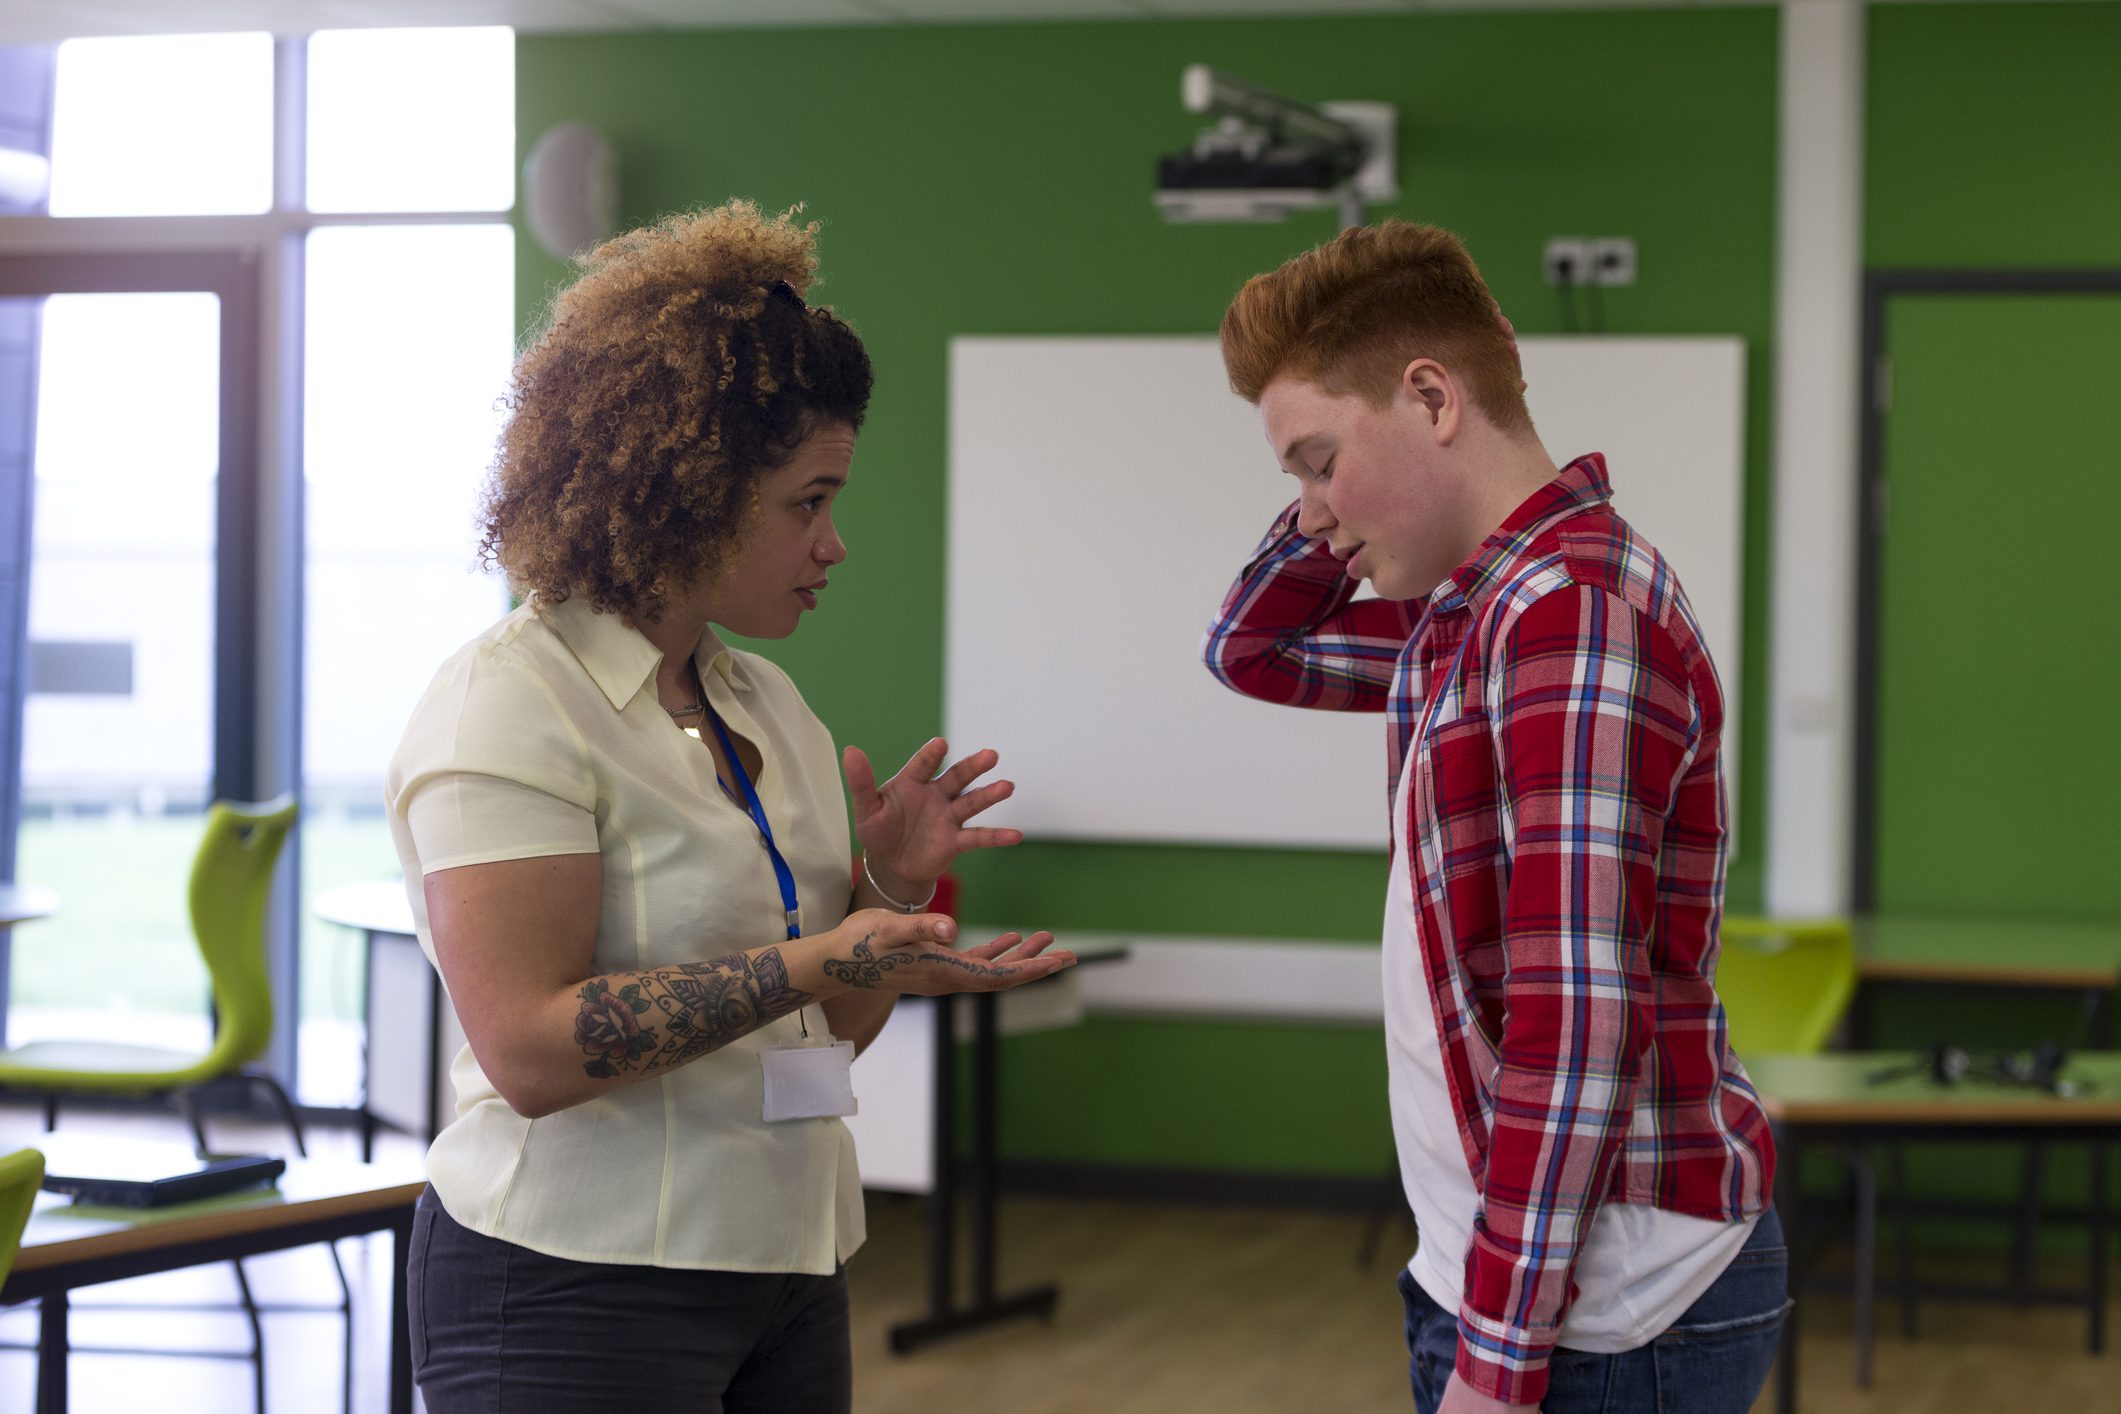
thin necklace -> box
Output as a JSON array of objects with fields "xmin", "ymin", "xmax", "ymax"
[{"xmin": 667, "ymin": 658, "xmax": 707, "ymax": 739}]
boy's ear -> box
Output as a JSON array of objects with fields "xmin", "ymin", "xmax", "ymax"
[{"xmin": 1399, "ymin": 359, "xmax": 1459, "ymax": 442}]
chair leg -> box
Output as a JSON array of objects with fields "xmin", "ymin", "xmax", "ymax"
[
  {"xmin": 338, "ymin": 1240, "xmax": 355, "ymax": 1414},
  {"xmin": 170, "ymin": 1082, "xmax": 265, "ymax": 1408},
  {"xmin": 247, "ymin": 1071, "xmax": 310, "ymax": 1158},
  {"xmin": 172, "ymin": 1086, "xmax": 212, "ymax": 1158},
  {"xmin": 41, "ymin": 1093, "xmax": 56, "ymax": 1131},
  {"xmin": 251, "ymin": 1071, "xmax": 355, "ymax": 1414},
  {"xmin": 227, "ymin": 1257, "xmax": 268, "ymax": 1414}
]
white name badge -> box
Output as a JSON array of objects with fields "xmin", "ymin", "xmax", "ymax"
[{"xmin": 760, "ymin": 1039, "xmax": 858, "ymax": 1122}]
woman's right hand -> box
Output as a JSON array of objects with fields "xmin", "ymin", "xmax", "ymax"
[{"xmin": 814, "ymin": 908, "xmax": 1075, "ymax": 997}]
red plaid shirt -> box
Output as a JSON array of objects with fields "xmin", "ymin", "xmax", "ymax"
[{"xmin": 1204, "ymin": 455, "xmax": 1775, "ymax": 1405}]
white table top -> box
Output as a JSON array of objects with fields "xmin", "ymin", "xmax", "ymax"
[
  {"xmin": 0, "ymin": 882, "xmax": 58, "ymax": 928},
  {"xmin": 313, "ymin": 879, "xmax": 415, "ymax": 936}
]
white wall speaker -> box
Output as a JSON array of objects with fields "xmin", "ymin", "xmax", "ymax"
[{"xmin": 521, "ymin": 123, "xmax": 618, "ymax": 262}]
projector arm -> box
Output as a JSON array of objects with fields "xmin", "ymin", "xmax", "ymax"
[{"xmin": 1180, "ymin": 64, "xmax": 1364, "ymax": 157}]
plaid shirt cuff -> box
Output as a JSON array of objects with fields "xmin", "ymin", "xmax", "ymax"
[{"xmin": 1453, "ymin": 1310, "xmax": 1554, "ymax": 1407}]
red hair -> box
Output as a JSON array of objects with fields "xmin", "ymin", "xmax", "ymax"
[{"xmin": 1220, "ymin": 220, "xmax": 1531, "ymax": 434}]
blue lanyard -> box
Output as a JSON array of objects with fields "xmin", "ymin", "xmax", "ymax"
[{"xmin": 706, "ymin": 708, "xmax": 802, "ymax": 940}]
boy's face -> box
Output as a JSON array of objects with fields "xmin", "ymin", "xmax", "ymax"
[{"xmin": 1257, "ymin": 366, "xmax": 1466, "ymax": 601}]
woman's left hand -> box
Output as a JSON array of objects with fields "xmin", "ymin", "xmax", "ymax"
[{"xmin": 844, "ymin": 738, "xmax": 1021, "ymax": 898}]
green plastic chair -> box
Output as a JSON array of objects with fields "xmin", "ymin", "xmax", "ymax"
[
  {"xmin": 1717, "ymin": 916, "xmax": 1858, "ymax": 1056},
  {"xmin": 0, "ymin": 796, "xmax": 300, "ymax": 1135},
  {"xmin": 0, "ymin": 796, "xmax": 349, "ymax": 1414},
  {"xmin": 0, "ymin": 1147, "xmax": 43, "ymax": 1289}
]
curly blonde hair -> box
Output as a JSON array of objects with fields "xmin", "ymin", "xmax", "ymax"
[{"xmin": 480, "ymin": 200, "xmax": 873, "ymax": 621}]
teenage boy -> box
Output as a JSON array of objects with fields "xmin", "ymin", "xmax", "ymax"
[{"xmin": 1203, "ymin": 222, "xmax": 1786, "ymax": 1414}]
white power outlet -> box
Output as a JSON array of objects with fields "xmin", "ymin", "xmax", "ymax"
[
  {"xmin": 1590, "ymin": 237, "xmax": 1637, "ymax": 286},
  {"xmin": 1543, "ymin": 237, "xmax": 1592, "ymax": 287}
]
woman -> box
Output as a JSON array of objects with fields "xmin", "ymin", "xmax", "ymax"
[{"xmin": 385, "ymin": 200, "xmax": 1071, "ymax": 1413}]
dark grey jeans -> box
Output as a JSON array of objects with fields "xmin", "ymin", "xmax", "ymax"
[{"xmin": 408, "ymin": 1186, "xmax": 852, "ymax": 1414}]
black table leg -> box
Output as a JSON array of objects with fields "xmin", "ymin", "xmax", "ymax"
[
  {"xmin": 2090, "ymin": 1138, "xmax": 2108, "ymax": 1357},
  {"xmin": 363, "ymin": 928, "xmax": 379, "ymax": 1163},
  {"xmin": 889, "ymin": 992, "xmax": 1059, "ymax": 1353},
  {"xmin": 2012, "ymin": 1143, "xmax": 2048, "ymax": 1303},
  {"xmin": 1851, "ymin": 1147, "xmax": 1876, "ymax": 1388},
  {"xmin": 929, "ymin": 991, "xmax": 958, "ymax": 1322},
  {"xmin": 391, "ymin": 1208, "xmax": 414, "ymax": 1414},
  {"xmin": 971, "ymin": 991, "xmax": 999, "ymax": 1307},
  {"xmin": 1776, "ymin": 1125, "xmax": 1802, "ymax": 1414},
  {"xmin": 35, "ymin": 1290, "xmax": 66, "ymax": 1414},
  {"xmin": 1888, "ymin": 1143, "xmax": 1918, "ymax": 1337}
]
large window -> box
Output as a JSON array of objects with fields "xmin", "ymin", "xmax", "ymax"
[
  {"xmin": 48, "ymin": 34, "xmax": 274, "ymax": 217},
  {"xmin": 300, "ymin": 221, "xmax": 512, "ymax": 1104},
  {"xmin": 1, "ymin": 28, "xmax": 515, "ymax": 1109},
  {"xmin": 8, "ymin": 291, "xmax": 221, "ymax": 1051},
  {"xmin": 306, "ymin": 27, "xmax": 514, "ymax": 214}
]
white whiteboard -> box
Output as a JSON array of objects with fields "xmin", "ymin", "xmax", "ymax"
[{"xmin": 946, "ymin": 334, "xmax": 1745, "ymax": 852}]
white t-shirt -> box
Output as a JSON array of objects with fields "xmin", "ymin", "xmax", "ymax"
[
  {"xmin": 1384, "ymin": 740, "xmax": 1754, "ymax": 1351},
  {"xmin": 386, "ymin": 594, "xmax": 863, "ymax": 1275}
]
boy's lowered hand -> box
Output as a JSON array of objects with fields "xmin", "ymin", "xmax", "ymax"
[{"xmin": 1439, "ymin": 1370, "xmax": 1540, "ymax": 1414}]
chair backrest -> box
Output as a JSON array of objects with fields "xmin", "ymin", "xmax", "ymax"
[
  {"xmin": 0, "ymin": 1147, "xmax": 45, "ymax": 1284},
  {"xmin": 190, "ymin": 795, "xmax": 299, "ymax": 1076},
  {"xmin": 1715, "ymin": 916, "xmax": 1858, "ymax": 1056}
]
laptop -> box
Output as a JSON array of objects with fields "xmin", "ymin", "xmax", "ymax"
[{"xmin": 36, "ymin": 1134, "xmax": 286, "ymax": 1208}]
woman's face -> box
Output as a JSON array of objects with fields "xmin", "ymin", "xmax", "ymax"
[{"xmin": 700, "ymin": 421, "xmax": 855, "ymax": 639}]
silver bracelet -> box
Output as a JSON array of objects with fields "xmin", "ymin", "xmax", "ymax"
[{"xmin": 862, "ymin": 853, "xmax": 937, "ymax": 913}]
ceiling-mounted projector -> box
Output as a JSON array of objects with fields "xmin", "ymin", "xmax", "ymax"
[{"xmin": 1155, "ymin": 65, "xmax": 1397, "ymax": 228}]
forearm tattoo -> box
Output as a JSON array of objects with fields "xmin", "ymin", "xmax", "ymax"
[
  {"xmin": 574, "ymin": 947, "xmax": 814, "ymax": 1080},
  {"xmin": 821, "ymin": 934, "xmax": 1008, "ymax": 990}
]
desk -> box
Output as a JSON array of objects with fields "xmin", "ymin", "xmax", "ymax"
[
  {"xmin": 1850, "ymin": 916, "xmax": 2121, "ymax": 1298},
  {"xmin": 2, "ymin": 1154, "xmax": 427, "ymax": 1414},
  {"xmin": 1750, "ymin": 1051, "xmax": 2121, "ymax": 1414},
  {"xmin": 1853, "ymin": 916, "xmax": 2121, "ymax": 1043},
  {"xmin": 313, "ymin": 882, "xmax": 460, "ymax": 1161}
]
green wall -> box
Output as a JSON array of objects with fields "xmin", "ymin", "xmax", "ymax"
[
  {"xmin": 1873, "ymin": 293, "xmax": 2121, "ymax": 919},
  {"xmin": 1859, "ymin": 2, "xmax": 2121, "ymax": 1232},
  {"xmin": 515, "ymin": 8, "xmax": 1783, "ymax": 1178},
  {"xmin": 1868, "ymin": 1, "xmax": 2121, "ymax": 269},
  {"xmin": 1863, "ymin": 2, "xmax": 2121, "ymax": 924}
]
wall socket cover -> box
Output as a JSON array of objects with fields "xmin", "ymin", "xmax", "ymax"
[
  {"xmin": 1543, "ymin": 237, "xmax": 1593, "ymax": 286},
  {"xmin": 1590, "ymin": 237, "xmax": 1638, "ymax": 286}
]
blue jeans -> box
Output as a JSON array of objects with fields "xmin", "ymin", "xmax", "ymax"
[{"xmin": 1398, "ymin": 1206, "xmax": 1789, "ymax": 1414}]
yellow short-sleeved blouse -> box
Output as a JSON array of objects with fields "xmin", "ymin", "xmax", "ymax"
[{"xmin": 385, "ymin": 594, "xmax": 862, "ymax": 1273}]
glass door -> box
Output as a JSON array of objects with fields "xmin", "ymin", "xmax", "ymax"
[{"xmin": 0, "ymin": 253, "xmax": 261, "ymax": 1052}]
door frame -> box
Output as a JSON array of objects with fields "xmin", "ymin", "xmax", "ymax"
[
  {"xmin": 0, "ymin": 249, "xmax": 265, "ymax": 1040},
  {"xmin": 1852, "ymin": 268, "xmax": 2121, "ymax": 909}
]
